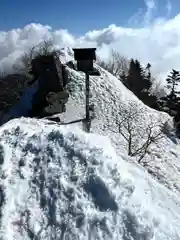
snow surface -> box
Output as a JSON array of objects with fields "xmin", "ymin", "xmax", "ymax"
[{"xmin": 1, "ymin": 118, "xmax": 180, "ymax": 239}]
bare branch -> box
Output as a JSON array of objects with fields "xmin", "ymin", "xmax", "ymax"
[
  {"xmin": 110, "ymin": 100, "xmax": 165, "ymax": 163},
  {"xmin": 14, "ymin": 39, "xmax": 54, "ymax": 74},
  {"xmin": 97, "ymin": 50, "xmax": 129, "ymax": 79}
]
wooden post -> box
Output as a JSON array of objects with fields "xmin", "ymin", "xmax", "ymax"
[
  {"xmin": 85, "ymin": 72, "xmax": 91, "ymax": 132},
  {"xmin": 72, "ymin": 48, "xmax": 97, "ymax": 133}
]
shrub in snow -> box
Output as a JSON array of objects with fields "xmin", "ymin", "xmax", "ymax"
[{"xmin": 108, "ymin": 101, "xmax": 164, "ymax": 163}]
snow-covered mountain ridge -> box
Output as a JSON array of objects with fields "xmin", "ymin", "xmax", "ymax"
[
  {"xmin": 58, "ymin": 58, "xmax": 180, "ymax": 194},
  {"xmin": 1, "ymin": 48, "xmax": 180, "ymax": 239},
  {"xmin": 3, "ymin": 48, "xmax": 180, "ymax": 194}
]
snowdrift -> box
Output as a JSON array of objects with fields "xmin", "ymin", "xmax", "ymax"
[{"xmin": 0, "ymin": 118, "xmax": 180, "ymax": 239}]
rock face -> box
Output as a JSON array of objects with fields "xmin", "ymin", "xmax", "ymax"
[
  {"xmin": 28, "ymin": 54, "xmax": 69, "ymax": 118},
  {"xmin": 0, "ymin": 74, "xmax": 30, "ymax": 113}
]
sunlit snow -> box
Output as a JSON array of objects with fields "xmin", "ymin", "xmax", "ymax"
[{"xmin": 0, "ymin": 118, "xmax": 180, "ymax": 239}]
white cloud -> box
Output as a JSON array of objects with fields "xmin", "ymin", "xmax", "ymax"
[
  {"xmin": 166, "ymin": 0, "xmax": 172, "ymax": 16},
  {"xmin": 128, "ymin": 0, "xmax": 157, "ymax": 27},
  {"xmin": 145, "ymin": 0, "xmax": 156, "ymax": 9},
  {"xmin": 0, "ymin": 1, "xmax": 179, "ymax": 84},
  {"xmin": 144, "ymin": 0, "xmax": 156, "ymax": 25}
]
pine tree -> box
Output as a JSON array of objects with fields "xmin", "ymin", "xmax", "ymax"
[
  {"xmin": 159, "ymin": 69, "xmax": 180, "ymax": 116},
  {"xmin": 166, "ymin": 69, "xmax": 180, "ymax": 97},
  {"xmin": 144, "ymin": 63, "xmax": 152, "ymax": 91},
  {"xmin": 126, "ymin": 59, "xmax": 141, "ymax": 96},
  {"xmin": 126, "ymin": 59, "xmax": 152, "ymax": 97},
  {"xmin": 124, "ymin": 59, "xmax": 160, "ymax": 109},
  {"xmin": 146, "ymin": 63, "xmax": 151, "ymax": 79}
]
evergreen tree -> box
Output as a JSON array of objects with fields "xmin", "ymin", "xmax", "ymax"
[
  {"xmin": 144, "ymin": 63, "xmax": 152, "ymax": 90},
  {"xmin": 159, "ymin": 69, "xmax": 180, "ymax": 116},
  {"xmin": 166, "ymin": 69, "xmax": 180, "ymax": 97},
  {"xmin": 124, "ymin": 59, "xmax": 160, "ymax": 109},
  {"xmin": 126, "ymin": 59, "xmax": 152, "ymax": 97},
  {"xmin": 146, "ymin": 63, "xmax": 151, "ymax": 80},
  {"xmin": 126, "ymin": 59, "xmax": 142, "ymax": 96}
]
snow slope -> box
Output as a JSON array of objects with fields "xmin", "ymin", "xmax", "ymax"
[
  {"xmin": 0, "ymin": 118, "xmax": 180, "ymax": 239},
  {"xmin": 58, "ymin": 56, "xmax": 180, "ymax": 194}
]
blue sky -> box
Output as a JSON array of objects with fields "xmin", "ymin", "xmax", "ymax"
[
  {"xmin": 1, "ymin": 0, "xmax": 180, "ymax": 79},
  {"xmin": 0, "ymin": 0, "xmax": 140, "ymax": 34},
  {"xmin": 1, "ymin": 0, "xmax": 177, "ymax": 35}
]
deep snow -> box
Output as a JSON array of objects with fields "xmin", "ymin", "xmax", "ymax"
[{"xmin": 0, "ymin": 118, "xmax": 180, "ymax": 239}]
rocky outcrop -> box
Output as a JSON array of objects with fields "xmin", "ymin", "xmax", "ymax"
[
  {"xmin": 0, "ymin": 53, "xmax": 70, "ymax": 125},
  {"xmin": 0, "ymin": 74, "xmax": 31, "ymax": 113},
  {"xmin": 28, "ymin": 54, "xmax": 69, "ymax": 118}
]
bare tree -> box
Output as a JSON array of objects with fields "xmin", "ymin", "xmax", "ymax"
[
  {"xmin": 19, "ymin": 45, "xmax": 37, "ymax": 74},
  {"xmin": 37, "ymin": 39, "xmax": 54, "ymax": 56},
  {"xmin": 14, "ymin": 39, "xmax": 54, "ymax": 74},
  {"xmin": 97, "ymin": 50, "xmax": 129, "ymax": 79},
  {"xmin": 109, "ymin": 101, "xmax": 165, "ymax": 163}
]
